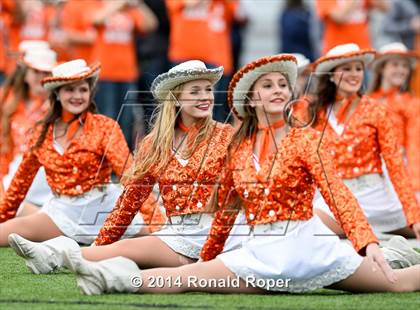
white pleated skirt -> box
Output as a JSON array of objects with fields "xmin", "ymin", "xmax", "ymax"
[
  {"xmin": 314, "ymin": 173, "xmax": 407, "ymax": 233},
  {"xmin": 153, "ymin": 212, "xmax": 249, "ymax": 259},
  {"xmin": 3, "ymin": 155, "xmax": 53, "ymax": 209},
  {"xmin": 218, "ymin": 215, "xmax": 363, "ymax": 292},
  {"xmin": 40, "ymin": 184, "xmax": 143, "ymax": 244}
]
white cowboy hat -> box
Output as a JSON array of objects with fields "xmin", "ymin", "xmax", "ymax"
[
  {"xmin": 18, "ymin": 40, "xmax": 51, "ymax": 54},
  {"xmin": 23, "ymin": 49, "xmax": 57, "ymax": 72},
  {"xmin": 314, "ymin": 43, "xmax": 375, "ymax": 73},
  {"xmin": 42, "ymin": 59, "xmax": 101, "ymax": 91},
  {"xmin": 151, "ymin": 60, "xmax": 224, "ymax": 100},
  {"xmin": 228, "ymin": 54, "xmax": 298, "ymax": 119},
  {"xmin": 371, "ymin": 42, "xmax": 418, "ymax": 72}
]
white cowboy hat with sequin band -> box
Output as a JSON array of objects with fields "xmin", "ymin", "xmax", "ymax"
[
  {"xmin": 23, "ymin": 49, "xmax": 57, "ymax": 72},
  {"xmin": 151, "ymin": 60, "xmax": 224, "ymax": 100},
  {"xmin": 371, "ymin": 42, "xmax": 418, "ymax": 72},
  {"xmin": 314, "ymin": 43, "xmax": 375, "ymax": 74},
  {"xmin": 42, "ymin": 59, "xmax": 101, "ymax": 91},
  {"xmin": 228, "ymin": 54, "xmax": 298, "ymax": 119}
]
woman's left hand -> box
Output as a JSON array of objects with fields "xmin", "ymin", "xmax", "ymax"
[{"xmin": 366, "ymin": 243, "xmax": 397, "ymax": 283}]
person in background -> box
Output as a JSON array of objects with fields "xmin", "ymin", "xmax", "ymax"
[
  {"xmin": 383, "ymin": 0, "xmax": 420, "ymax": 50},
  {"xmin": 166, "ymin": 0, "xmax": 245, "ymax": 123},
  {"xmin": 280, "ymin": 0, "xmax": 319, "ymax": 61},
  {"xmin": 311, "ymin": 43, "xmax": 420, "ymax": 240},
  {"xmin": 316, "ymin": 0, "xmax": 389, "ymax": 55},
  {"xmin": 0, "ymin": 41, "xmax": 56, "ymax": 216},
  {"xmin": 85, "ymin": 0, "xmax": 158, "ymax": 149},
  {"xmin": 368, "ymin": 42, "xmax": 420, "ymax": 201},
  {"xmin": 134, "ymin": 0, "xmax": 170, "ymax": 136}
]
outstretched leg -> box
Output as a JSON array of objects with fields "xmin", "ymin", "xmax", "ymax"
[
  {"xmin": 16, "ymin": 203, "xmax": 40, "ymax": 218},
  {"xmin": 330, "ymin": 258, "xmax": 420, "ymax": 292},
  {"xmin": 82, "ymin": 236, "xmax": 195, "ymax": 267},
  {"xmin": 67, "ymin": 252, "xmax": 263, "ymax": 295},
  {"xmin": 138, "ymin": 258, "xmax": 264, "ymax": 293},
  {"xmin": 0, "ymin": 212, "xmax": 62, "ymax": 246}
]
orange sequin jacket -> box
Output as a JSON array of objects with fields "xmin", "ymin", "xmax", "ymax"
[
  {"xmin": 200, "ymin": 127, "xmax": 378, "ymax": 261},
  {"xmin": 314, "ymin": 96, "xmax": 420, "ymax": 226},
  {"xmin": 0, "ymin": 95, "xmax": 49, "ymax": 175},
  {"xmin": 94, "ymin": 122, "xmax": 234, "ymax": 245},
  {"xmin": 370, "ymin": 91, "xmax": 420, "ymax": 192},
  {"xmin": 0, "ymin": 113, "xmax": 133, "ymax": 222}
]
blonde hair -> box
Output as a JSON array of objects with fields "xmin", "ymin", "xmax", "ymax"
[{"xmin": 125, "ymin": 84, "xmax": 214, "ymax": 182}]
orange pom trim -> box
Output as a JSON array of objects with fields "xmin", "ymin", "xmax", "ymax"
[
  {"xmin": 41, "ymin": 62, "xmax": 101, "ymax": 87},
  {"xmin": 375, "ymin": 50, "xmax": 419, "ymax": 61},
  {"xmin": 314, "ymin": 49, "xmax": 375, "ymax": 70}
]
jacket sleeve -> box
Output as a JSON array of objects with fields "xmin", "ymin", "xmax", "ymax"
[
  {"xmin": 0, "ymin": 151, "xmax": 41, "ymax": 222},
  {"xmin": 200, "ymin": 158, "xmax": 240, "ymax": 261},
  {"xmin": 375, "ymin": 104, "xmax": 420, "ymax": 226},
  {"xmin": 303, "ymin": 130, "xmax": 378, "ymax": 253}
]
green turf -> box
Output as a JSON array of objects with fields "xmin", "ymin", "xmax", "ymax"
[{"xmin": 0, "ymin": 248, "xmax": 419, "ymax": 310}]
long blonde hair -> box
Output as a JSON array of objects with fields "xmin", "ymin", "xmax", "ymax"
[{"xmin": 125, "ymin": 84, "xmax": 214, "ymax": 182}]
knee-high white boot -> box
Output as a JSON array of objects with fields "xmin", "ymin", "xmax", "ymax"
[
  {"xmin": 8, "ymin": 233, "xmax": 80, "ymax": 274},
  {"xmin": 64, "ymin": 249, "xmax": 141, "ymax": 295},
  {"xmin": 382, "ymin": 236, "xmax": 420, "ymax": 269}
]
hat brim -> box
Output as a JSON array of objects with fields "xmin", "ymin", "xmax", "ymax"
[
  {"xmin": 24, "ymin": 60, "xmax": 54, "ymax": 73},
  {"xmin": 371, "ymin": 52, "xmax": 418, "ymax": 72},
  {"xmin": 42, "ymin": 62, "xmax": 101, "ymax": 91},
  {"xmin": 228, "ymin": 54, "xmax": 298, "ymax": 119},
  {"xmin": 314, "ymin": 50, "xmax": 375, "ymax": 74},
  {"xmin": 151, "ymin": 67, "xmax": 224, "ymax": 100}
]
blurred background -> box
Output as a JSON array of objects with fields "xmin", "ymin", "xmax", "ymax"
[{"xmin": 0, "ymin": 0, "xmax": 419, "ymax": 148}]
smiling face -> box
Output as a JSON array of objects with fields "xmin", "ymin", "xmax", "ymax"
[
  {"xmin": 332, "ymin": 61, "xmax": 364, "ymax": 97},
  {"xmin": 249, "ymin": 72, "xmax": 292, "ymax": 119},
  {"xmin": 176, "ymin": 79, "xmax": 214, "ymax": 125},
  {"xmin": 381, "ymin": 58, "xmax": 410, "ymax": 89},
  {"xmin": 57, "ymin": 80, "xmax": 91, "ymax": 115}
]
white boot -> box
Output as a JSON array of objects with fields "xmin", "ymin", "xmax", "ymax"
[
  {"xmin": 8, "ymin": 233, "xmax": 80, "ymax": 274},
  {"xmin": 382, "ymin": 236, "xmax": 420, "ymax": 269},
  {"xmin": 64, "ymin": 250, "xmax": 141, "ymax": 295}
]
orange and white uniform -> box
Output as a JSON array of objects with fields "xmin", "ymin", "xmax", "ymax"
[
  {"xmin": 199, "ymin": 127, "xmax": 377, "ymax": 292},
  {"xmin": 95, "ymin": 122, "xmax": 248, "ymax": 259},
  {"xmin": 313, "ymin": 96, "xmax": 420, "ymax": 232},
  {"xmin": 370, "ymin": 89, "xmax": 420, "ymax": 193},
  {"xmin": 0, "ymin": 92, "xmax": 52, "ymax": 206},
  {"xmin": 0, "ymin": 113, "xmax": 162, "ymax": 244}
]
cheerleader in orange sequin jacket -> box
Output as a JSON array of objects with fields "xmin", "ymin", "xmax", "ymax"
[
  {"xmin": 0, "ymin": 59, "xmax": 158, "ymax": 248},
  {"xmin": 5, "ymin": 60, "xmax": 247, "ymax": 275},
  {"xmin": 311, "ymin": 43, "xmax": 420, "ymax": 238},
  {"xmin": 58, "ymin": 55, "xmax": 420, "ymax": 296},
  {"xmin": 368, "ymin": 42, "xmax": 420, "ymax": 196},
  {"xmin": 0, "ymin": 42, "xmax": 57, "ymax": 214}
]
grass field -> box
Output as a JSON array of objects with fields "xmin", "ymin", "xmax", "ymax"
[{"xmin": 1, "ymin": 248, "xmax": 419, "ymax": 310}]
